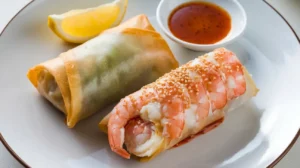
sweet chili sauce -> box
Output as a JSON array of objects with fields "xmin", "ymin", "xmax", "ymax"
[{"xmin": 168, "ymin": 1, "xmax": 231, "ymax": 44}]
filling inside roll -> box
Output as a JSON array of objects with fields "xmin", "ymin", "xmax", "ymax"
[
  {"xmin": 124, "ymin": 117, "xmax": 163, "ymax": 157},
  {"xmin": 37, "ymin": 69, "xmax": 65, "ymax": 113}
]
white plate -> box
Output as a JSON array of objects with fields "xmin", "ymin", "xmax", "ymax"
[{"xmin": 0, "ymin": 0, "xmax": 299, "ymax": 168}]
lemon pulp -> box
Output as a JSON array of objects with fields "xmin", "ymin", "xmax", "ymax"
[{"xmin": 61, "ymin": 6, "xmax": 120, "ymax": 37}]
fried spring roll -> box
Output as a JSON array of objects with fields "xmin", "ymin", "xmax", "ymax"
[{"xmin": 27, "ymin": 14, "xmax": 179, "ymax": 128}]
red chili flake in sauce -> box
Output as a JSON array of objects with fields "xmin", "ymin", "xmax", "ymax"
[{"xmin": 168, "ymin": 1, "xmax": 231, "ymax": 44}]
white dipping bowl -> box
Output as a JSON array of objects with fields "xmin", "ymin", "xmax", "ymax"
[{"xmin": 156, "ymin": 0, "xmax": 247, "ymax": 51}]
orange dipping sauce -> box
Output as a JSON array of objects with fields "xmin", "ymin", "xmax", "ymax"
[{"xmin": 168, "ymin": 1, "xmax": 231, "ymax": 45}]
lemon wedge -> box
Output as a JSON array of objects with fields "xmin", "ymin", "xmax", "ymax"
[{"xmin": 48, "ymin": 0, "xmax": 128, "ymax": 43}]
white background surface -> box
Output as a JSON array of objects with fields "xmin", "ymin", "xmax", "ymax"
[{"xmin": 0, "ymin": 0, "xmax": 299, "ymax": 167}]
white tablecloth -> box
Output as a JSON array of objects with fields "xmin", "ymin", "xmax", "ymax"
[{"xmin": 0, "ymin": 0, "xmax": 299, "ymax": 167}]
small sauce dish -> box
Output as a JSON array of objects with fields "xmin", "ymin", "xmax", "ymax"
[{"xmin": 156, "ymin": 0, "xmax": 247, "ymax": 51}]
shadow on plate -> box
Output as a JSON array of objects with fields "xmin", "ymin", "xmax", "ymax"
[
  {"xmin": 36, "ymin": 96, "xmax": 108, "ymax": 147},
  {"xmin": 37, "ymin": 95, "xmax": 137, "ymax": 167},
  {"xmin": 219, "ymin": 132, "xmax": 269, "ymax": 168},
  {"xmin": 125, "ymin": 101, "xmax": 265, "ymax": 168}
]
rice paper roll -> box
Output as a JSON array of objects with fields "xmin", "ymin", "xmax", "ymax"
[
  {"xmin": 99, "ymin": 48, "xmax": 259, "ymax": 161},
  {"xmin": 27, "ymin": 14, "xmax": 179, "ymax": 128}
]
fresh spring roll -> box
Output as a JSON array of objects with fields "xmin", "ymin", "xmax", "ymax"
[
  {"xmin": 27, "ymin": 14, "xmax": 179, "ymax": 128},
  {"xmin": 99, "ymin": 48, "xmax": 259, "ymax": 161}
]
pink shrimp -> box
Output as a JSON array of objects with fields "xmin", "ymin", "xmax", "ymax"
[
  {"xmin": 188, "ymin": 73, "xmax": 210, "ymax": 120},
  {"xmin": 153, "ymin": 77, "xmax": 187, "ymax": 139},
  {"xmin": 121, "ymin": 58, "xmax": 225, "ymax": 153},
  {"xmin": 178, "ymin": 68, "xmax": 210, "ymax": 120},
  {"xmin": 188, "ymin": 58, "xmax": 227, "ymax": 111},
  {"xmin": 161, "ymin": 96, "xmax": 185, "ymax": 138},
  {"xmin": 124, "ymin": 117, "xmax": 153, "ymax": 154},
  {"xmin": 108, "ymin": 77, "xmax": 187, "ymax": 159},
  {"xmin": 107, "ymin": 89, "xmax": 154, "ymax": 159},
  {"xmin": 206, "ymin": 48, "xmax": 246, "ymax": 99}
]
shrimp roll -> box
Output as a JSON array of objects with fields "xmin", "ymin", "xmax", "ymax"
[
  {"xmin": 27, "ymin": 14, "xmax": 179, "ymax": 128},
  {"xmin": 99, "ymin": 48, "xmax": 259, "ymax": 160}
]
